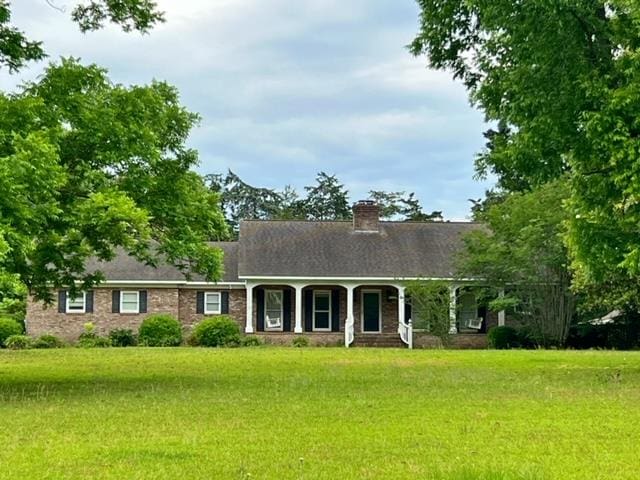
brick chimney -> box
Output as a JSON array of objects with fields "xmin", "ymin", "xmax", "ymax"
[{"xmin": 353, "ymin": 200, "xmax": 380, "ymax": 232}]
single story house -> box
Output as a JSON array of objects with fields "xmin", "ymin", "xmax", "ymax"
[{"xmin": 26, "ymin": 201, "xmax": 506, "ymax": 347}]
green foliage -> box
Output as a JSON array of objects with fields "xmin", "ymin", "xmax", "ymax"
[
  {"xmin": 0, "ymin": 0, "xmax": 163, "ymax": 73},
  {"xmin": 404, "ymin": 280, "xmax": 451, "ymax": 344},
  {"xmin": 4, "ymin": 334, "xmax": 31, "ymax": 350},
  {"xmin": 0, "ymin": 59, "xmax": 227, "ymax": 302},
  {"xmin": 77, "ymin": 336, "xmax": 111, "ymax": 348},
  {"xmin": 487, "ymin": 326, "xmax": 519, "ymax": 350},
  {"xmin": 138, "ymin": 314, "xmax": 182, "ymax": 347},
  {"xmin": 292, "ymin": 336, "xmax": 309, "ymax": 348},
  {"xmin": 411, "ymin": 1, "xmax": 640, "ymax": 312},
  {"xmin": 0, "ymin": 316, "xmax": 22, "ymax": 346},
  {"xmin": 109, "ymin": 329, "xmax": 137, "ymax": 347},
  {"xmin": 32, "ymin": 334, "xmax": 65, "ymax": 349},
  {"xmin": 302, "ymin": 172, "xmax": 351, "ymax": 221},
  {"xmin": 192, "ymin": 316, "xmax": 240, "ymax": 347},
  {"xmin": 368, "ymin": 190, "xmax": 442, "ymax": 221},
  {"xmin": 240, "ymin": 335, "xmax": 262, "ymax": 347},
  {"xmin": 457, "ymin": 180, "xmax": 575, "ymax": 346}
]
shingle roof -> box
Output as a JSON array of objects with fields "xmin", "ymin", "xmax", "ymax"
[
  {"xmin": 238, "ymin": 220, "xmax": 483, "ymax": 279},
  {"xmin": 84, "ymin": 242, "xmax": 239, "ymax": 282}
]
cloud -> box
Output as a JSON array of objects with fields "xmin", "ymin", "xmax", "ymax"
[{"xmin": 3, "ymin": 0, "xmax": 493, "ymax": 220}]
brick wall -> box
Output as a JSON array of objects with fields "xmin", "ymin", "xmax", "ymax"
[
  {"xmin": 26, "ymin": 288, "xmax": 180, "ymax": 341},
  {"xmin": 178, "ymin": 289, "xmax": 246, "ymax": 333}
]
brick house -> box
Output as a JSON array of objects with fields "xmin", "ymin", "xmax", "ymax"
[{"xmin": 27, "ymin": 201, "xmax": 504, "ymax": 347}]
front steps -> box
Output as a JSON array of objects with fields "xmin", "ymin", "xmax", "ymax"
[{"xmin": 352, "ymin": 333, "xmax": 406, "ymax": 348}]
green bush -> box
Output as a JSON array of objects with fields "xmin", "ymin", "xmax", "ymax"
[
  {"xmin": 77, "ymin": 336, "xmax": 111, "ymax": 348},
  {"xmin": 192, "ymin": 316, "xmax": 240, "ymax": 347},
  {"xmin": 241, "ymin": 335, "xmax": 262, "ymax": 347},
  {"xmin": 488, "ymin": 326, "xmax": 519, "ymax": 349},
  {"xmin": 5, "ymin": 335, "xmax": 32, "ymax": 350},
  {"xmin": 292, "ymin": 336, "xmax": 309, "ymax": 348},
  {"xmin": 32, "ymin": 334, "xmax": 65, "ymax": 349},
  {"xmin": 109, "ymin": 329, "xmax": 137, "ymax": 347},
  {"xmin": 138, "ymin": 314, "xmax": 182, "ymax": 347},
  {"xmin": 0, "ymin": 317, "xmax": 23, "ymax": 347}
]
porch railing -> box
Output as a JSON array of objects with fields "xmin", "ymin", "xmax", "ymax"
[
  {"xmin": 398, "ymin": 318, "xmax": 413, "ymax": 349},
  {"xmin": 345, "ymin": 317, "xmax": 355, "ymax": 347}
]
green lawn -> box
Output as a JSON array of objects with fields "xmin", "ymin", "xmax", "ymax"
[{"xmin": 0, "ymin": 348, "xmax": 638, "ymax": 479}]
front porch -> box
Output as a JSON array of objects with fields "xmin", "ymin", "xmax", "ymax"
[{"xmin": 243, "ymin": 281, "xmax": 497, "ymax": 348}]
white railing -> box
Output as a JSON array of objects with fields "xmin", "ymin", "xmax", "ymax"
[
  {"xmin": 345, "ymin": 317, "xmax": 355, "ymax": 347},
  {"xmin": 398, "ymin": 318, "xmax": 413, "ymax": 349}
]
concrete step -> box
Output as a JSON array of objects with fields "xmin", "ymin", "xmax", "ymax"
[{"xmin": 352, "ymin": 334, "xmax": 406, "ymax": 348}]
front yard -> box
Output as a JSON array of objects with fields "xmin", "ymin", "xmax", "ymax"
[{"xmin": 0, "ymin": 348, "xmax": 638, "ymax": 479}]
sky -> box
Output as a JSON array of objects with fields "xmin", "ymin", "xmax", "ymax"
[{"xmin": 2, "ymin": 0, "xmax": 493, "ymax": 220}]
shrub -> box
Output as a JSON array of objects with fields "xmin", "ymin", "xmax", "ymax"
[
  {"xmin": 192, "ymin": 316, "xmax": 240, "ymax": 347},
  {"xmin": 32, "ymin": 334, "xmax": 65, "ymax": 349},
  {"xmin": 488, "ymin": 326, "xmax": 519, "ymax": 349},
  {"xmin": 241, "ymin": 335, "xmax": 262, "ymax": 347},
  {"xmin": 79, "ymin": 322, "xmax": 96, "ymax": 340},
  {"xmin": 77, "ymin": 336, "xmax": 111, "ymax": 348},
  {"xmin": 109, "ymin": 329, "xmax": 137, "ymax": 347},
  {"xmin": 5, "ymin": 335, "xmax": 32, "ymax": 350},
  {"xmin": 138, "ymin": 314, "xmax": 182, "ymax": 347},
  {"xmin": 0, "ymin": 317, "xmax": 23, "ymax": 347},
  {"xmin": 292, "ymin": 336, "xmax": 309, "ymax": 348}
]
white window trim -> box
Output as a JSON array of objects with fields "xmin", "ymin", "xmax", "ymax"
[
  {"xmin": 360, "ymin": 289, "xmax": 382, "ymax": 334},
  {"xmin": 120, "ymin": 290, "xmax": 140, "ymax": 314},
  {"xmin": 312, "ymin": 290, "xmax": 332, "ymax": 332},
  {"xmin": 204, "ymin": 292, "xmax": 222, "ymax": 315},
  {"xmin": 264, "ymin": 289, "xmax": 283, "ymax": 332},
  {"xmin": 66, "ymin": 291, "xmax": 86, "ymax": 314}
]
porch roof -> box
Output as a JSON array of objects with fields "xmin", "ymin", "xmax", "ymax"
[{"xmin": 238, "ymin": 220, "xmax": 483, "ymax": 279}]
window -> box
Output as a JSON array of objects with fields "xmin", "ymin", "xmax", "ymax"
[
  {"xmin": 120, "ymin": 291, "xmax": 140, "ymax": 314},
  {"xmin": 264, "ymin": 290, "xmax": 283, "ymax": 331},
  {"xmin": 313, "ymin": 291, "xmax": 331, "ymax": 331},
  {"xmin": 204, "ymin": 292, "xmax": 221, "ymax": 314},
  {"xmin": 458, "ymin": 292, "xmax": 479, "ymax": 329},
  {"xmin": 66, "ymin": 292, "xmax": 86, "ymax": 314}
]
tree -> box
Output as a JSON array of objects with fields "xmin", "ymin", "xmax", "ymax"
[
  {"xmin": 0, "ymin": 59, "xmax": 227, "ymax": 302},
  {"xmin": 302, "ymin": 172, "xmax": 351, "ymax": 221},
  {"xmin": 368, "ymin": 190, "xmax": 442, "ymax": 221},
  {"xmin": 456, "ymin": 180, "xmax": 575, "ymax": 346},
  {"xmin": 0, "ymin": 0, "xmax": 164, "ymax": 72},
  {"xmin": 207, "ymin": 170, "xmax": 283, "ymax": 238},
  {"xmin": 404, "ymin": 279, "xmax": 451, "ymax": 346},
  {"xmin": 411, "ymin": 1, "xmax": 640, "ymax": 308}
]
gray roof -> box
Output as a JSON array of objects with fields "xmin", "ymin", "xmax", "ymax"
[
  {"xmin": 238, "ymin": 220, "xmax": 483, "ymax": 279},
  {"xmin": 85, "ymin": 242, "xmax": 239, "ymax": 282}
]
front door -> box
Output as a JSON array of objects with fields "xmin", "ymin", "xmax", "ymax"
[{"xmin": 362, "ymin": 291, "xmax": 381, "ymax": 333}]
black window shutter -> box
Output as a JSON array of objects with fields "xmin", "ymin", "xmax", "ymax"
[
  {"xmin": 331, "ymin": 289, "xmax": 340, "ymax": 332},
  {"xmin": 221, "ymin": 291, "xmax": 229, "ymax": 314},
  {"xmin": 304, "ymin": 289, "xmax": 313, "ymax": 332},
  {"xmin": 196, "ymin": 291, "xmax": 204, "ymax": 314},
  {"xmin": 112, "ymin": 290, "xmax": 120, "ymax": 313},
  {"xmin": 86, "ymin": 291, "xmax": 94, "ymax": 313},
  {"xmin": 58, "ymin": 290, "xmax": 67, "ymax": 313},
  {"xmin": 139, "ymin": 290, "xmax": 148, "ymax": 313},
  {"xmin": 283, "ymin": 289, "xmax": 292, "ymax": 331},
  {"xmin": 256, "ymin": 288, "xmax": 265, "ymax": 332}
]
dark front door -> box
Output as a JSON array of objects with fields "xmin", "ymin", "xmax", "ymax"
[{"xmin": 362, "ymin": 291, "xmax": 381, "ymax": 332}]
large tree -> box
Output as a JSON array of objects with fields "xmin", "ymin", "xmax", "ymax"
[
  {"xmin": 0, "ymin": 0, "xmax": 164, "ymax": 72},
  {"xmin": 411, "ymin": 1, "xmax": 640, "ymax": 308},
  {"xmin": 302, "ymin": 172, "xmax": 351, "ymax": 221},
  {"xmin": 0, "ymin": 59, "xmax": 227, "ymax": 302},
  {"xmin": 456, "ymin": 180, "xmax": 575, "ymax": 346}
]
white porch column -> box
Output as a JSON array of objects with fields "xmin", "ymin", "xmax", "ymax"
[
  {"xmin": 397, "ymin": 285, "xmax": 406, "ymax": 326},
  {"xmin": 498, "ymin": 288, "xmax": 506, "ymax": 327},
  {"xmin": 449, "ymin": 285, "xmax": 458, "ymax": 334},
  {"xmin": 345, "ymin": 285, "xmax": 355, "ymax": 347},
  {"xmin": 294, "ymin": 284, "xmax": 304, "ymax": 333},
  {"xmin": 245, "ymin": 282, "xmax": 255, "ymax": 334}
]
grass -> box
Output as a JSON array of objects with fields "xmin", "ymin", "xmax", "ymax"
[{"xmin": 0, "ymin": 348, "xmax": 639, "ymax": 479}]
